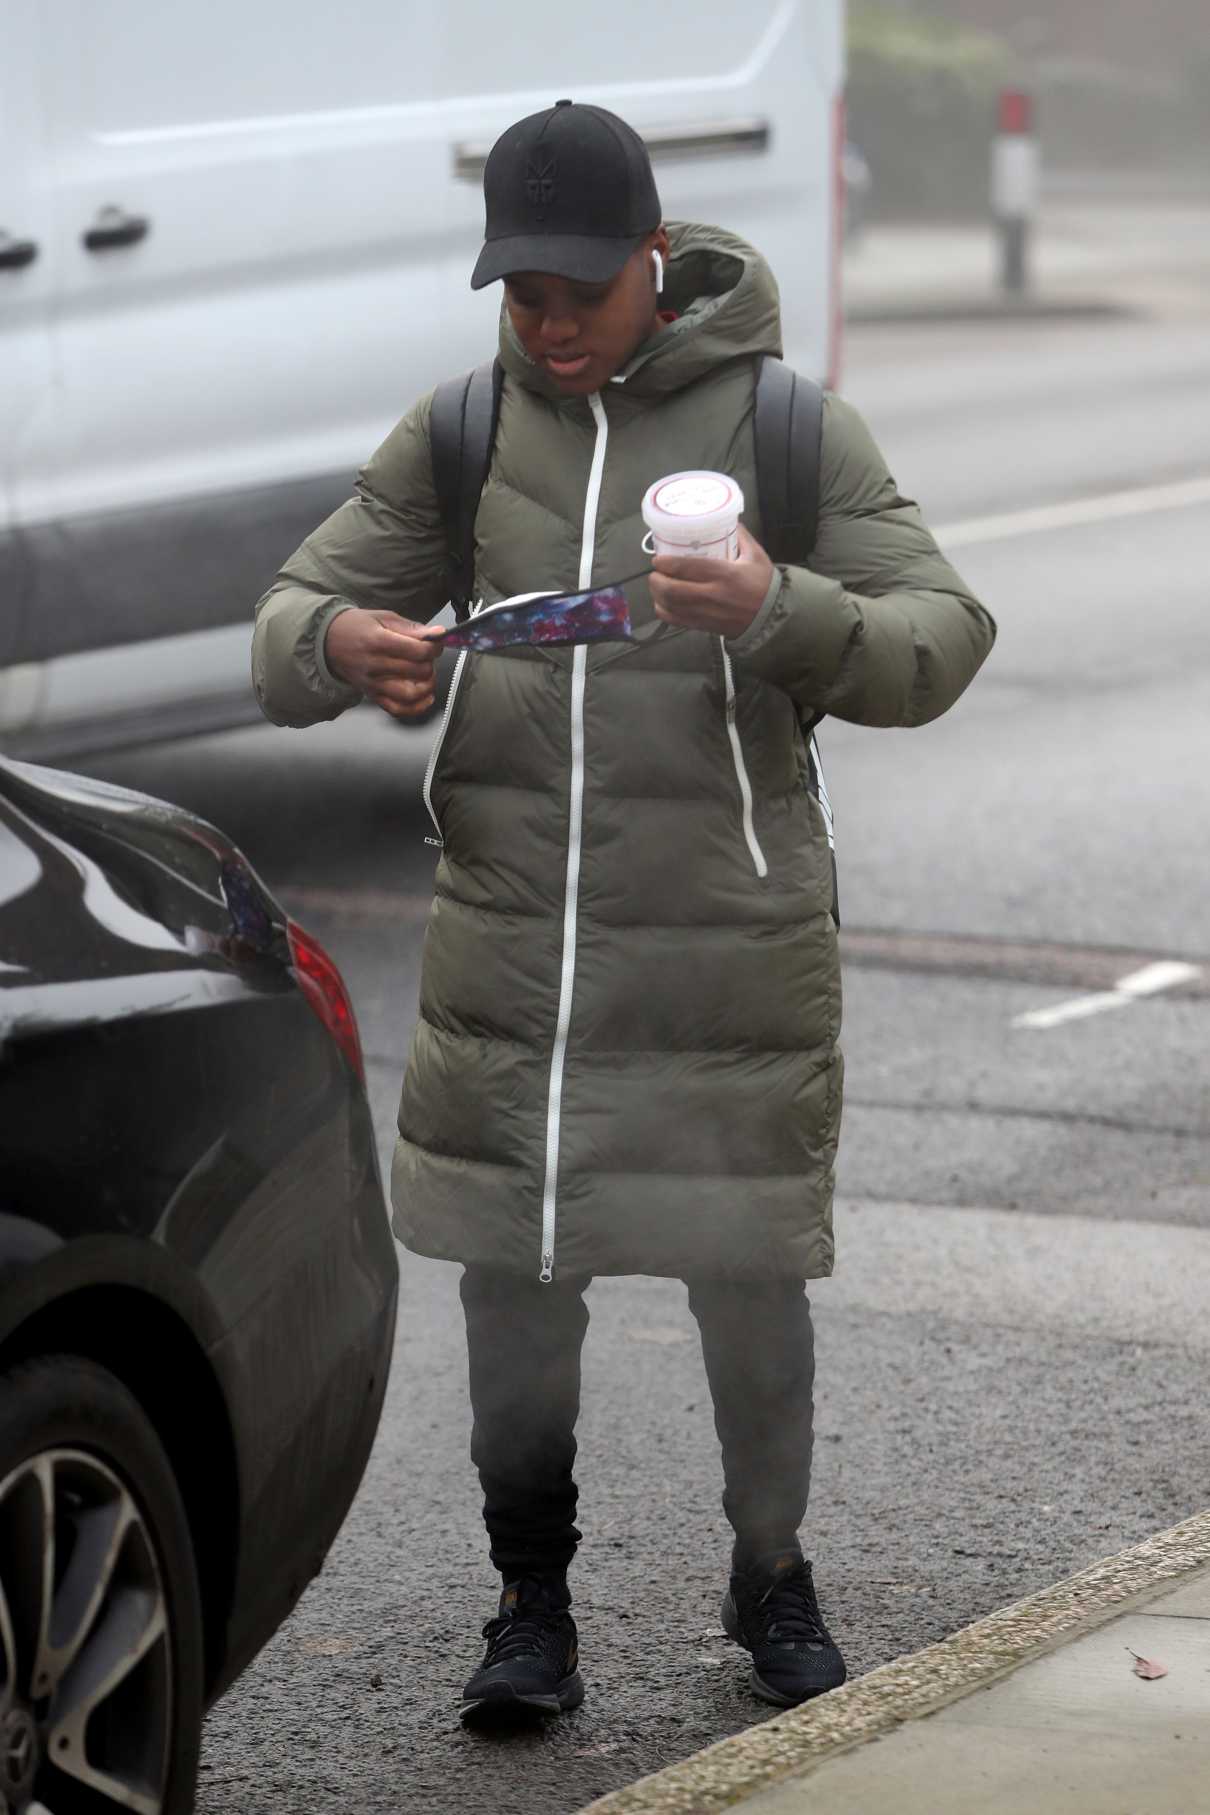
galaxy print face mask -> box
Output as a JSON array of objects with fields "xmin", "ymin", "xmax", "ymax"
[{"xmin": 438, "ymin": 581, "xmax": 639, "ymax": 653}]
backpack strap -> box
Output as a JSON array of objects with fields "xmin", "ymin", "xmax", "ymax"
[
  {"xmin": 429, "ymin": 357, "xmax": 504, "ymax": 621},
  {"xmin": 752, "ymin": 354, "xmax": 838, "ymax": 923},
  {"xmin": 752, "ymin": 354, "xmax": 824, "ymax": 569}
]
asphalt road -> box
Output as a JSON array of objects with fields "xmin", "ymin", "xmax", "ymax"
[{"xmin": 84, "ymin": 298, "xmax": 1210, "ymax": 1813}]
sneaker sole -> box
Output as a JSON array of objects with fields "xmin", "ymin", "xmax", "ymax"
[
  {"xmin": 748, "ymin": 1665, "xmax": 844, "ymax": 1709},
  {"xmin": 461, "ymin": 1671, "xmax": 585, "ymax": 1722}
]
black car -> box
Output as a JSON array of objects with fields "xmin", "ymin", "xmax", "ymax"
[{"xmin": 0, "ymin": 758, "xmax": 398, "ymax": 1814}]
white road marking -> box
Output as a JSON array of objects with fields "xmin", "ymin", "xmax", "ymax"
[
  {"xmin": 1013, "ymin": 960, "xmax": 1203, "ymax": 1030},
  {"xmin": 935, "ymin": 475, "xmax": 1210, "ymax": 550},
  {"xmin": 1113, "ymin": 960, "xmax": 1204, "ymax": 997}
]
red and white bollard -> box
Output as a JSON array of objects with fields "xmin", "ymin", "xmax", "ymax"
[{"xmin": 991, "ymin": 89, "xmax": 1040, "ymax": 297}]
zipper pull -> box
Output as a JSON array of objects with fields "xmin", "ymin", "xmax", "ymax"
[
  {"xmin": 539, "ymin": 1252, "xmax": 554, "ymax": 1283},
  {"xmin": 424, "ymin": 835, "xmax": 444, "ymax": 848}
]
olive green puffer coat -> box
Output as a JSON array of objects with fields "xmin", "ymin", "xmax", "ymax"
[{"xmin": 252, "ymin": 221, "xmax": 995, "ymax": 1283}]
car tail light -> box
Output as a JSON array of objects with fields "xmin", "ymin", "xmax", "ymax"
[
  {"xmin": 286, "ymin": 919, "xmax": 365, "ymax": 1082},
  {"xmin": 827, "ymin": 90, "xmax": 846, "ymax": 392}
]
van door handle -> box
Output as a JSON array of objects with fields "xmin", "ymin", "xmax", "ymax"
[
  {"xmin": 0, "ymin": 232, "xmax": 38, "ymax": 270},
  {"xmin": 83, "ymin": 207, "xmax": 150, "ymax": 252}
]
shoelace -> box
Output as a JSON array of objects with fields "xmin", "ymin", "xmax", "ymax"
[
  {"xmin": 755, "ymin": 1563, "xmax": 828, "ymax": 1647},
  {"xmin": 481, "ymin": 1607, "xmax": 563, "ymax": 1664}
]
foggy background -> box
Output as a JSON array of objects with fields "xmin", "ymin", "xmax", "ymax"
[
  {"xmin": 4, "ymin": 1, "xmax": 1209, "ymax": 1809},
  {"xmin": 849, "ymin": 0, "xmax": 1210, "ymax": 206}
]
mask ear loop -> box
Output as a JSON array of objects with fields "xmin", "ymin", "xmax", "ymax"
[{"xmin": 651, "ymin": 248, "xmax": 664, "ymax": 294}]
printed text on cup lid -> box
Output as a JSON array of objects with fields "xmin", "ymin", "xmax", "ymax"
[{"xmin": 652, "ymin": 475, "xmax": 738, "ymax": 517}]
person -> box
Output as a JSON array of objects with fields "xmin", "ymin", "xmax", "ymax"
[{"xmin": 252, "ymin": 99, "xmax": 995, "ymax": 1722}]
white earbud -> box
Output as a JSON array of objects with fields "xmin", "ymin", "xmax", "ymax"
[{"xmin": 651, "ymin": 248, "xmax": 664, "ymax": 295}]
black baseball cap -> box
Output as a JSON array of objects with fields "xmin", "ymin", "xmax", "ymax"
[{"xmin": 470, "ymin": 99, "xmax": 662, "ymax": 291}]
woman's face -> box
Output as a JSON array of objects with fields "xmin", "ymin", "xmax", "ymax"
[{"xmin": 504, "ymin": 228, "xmax": 669, "ymax": 396}]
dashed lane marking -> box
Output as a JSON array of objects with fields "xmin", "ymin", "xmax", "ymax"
[{"xmin": 1012, "ymin": 959, "xmax": 1204, "ymax": 1030}]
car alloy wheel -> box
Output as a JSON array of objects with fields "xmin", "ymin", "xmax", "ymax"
[
  {"xmin": 0, "ymin": 1358, "xmax": 204, "ymax": 1815},
  {"xmin": 0, "ymin": 1449, "xmax": 172, "ymax": 1813}
]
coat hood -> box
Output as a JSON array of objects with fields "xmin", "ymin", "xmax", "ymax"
[{"xmin": 497, "ymin": 219, "xmax": 784, "ymax": 403}]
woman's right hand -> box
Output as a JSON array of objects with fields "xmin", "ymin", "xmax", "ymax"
[{"xmin": 324, "ymin": 608, "xmax": 443, "ymax": 718}]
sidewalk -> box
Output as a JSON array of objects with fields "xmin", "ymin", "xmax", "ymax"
[
  {"xmin": 584, "ymin": 1511, "xmax": 1210, "ymax": 1814},
  {"xmin": 843, "ymin": 193, "xmax": 1210, "ymax": 325}
]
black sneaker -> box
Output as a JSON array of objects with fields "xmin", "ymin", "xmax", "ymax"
[
  {"xmin": 461, "ymin": 1575, "xmax": 584, "ymax": 1720},
  {"xmin": 722, "ymin": 1549, "xmax": 847, "ymax": 1707}
]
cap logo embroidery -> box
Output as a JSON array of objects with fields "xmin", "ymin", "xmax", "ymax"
[{"xmin": 526, "ymin": 156, "xmax": 557, "ymax": 207}]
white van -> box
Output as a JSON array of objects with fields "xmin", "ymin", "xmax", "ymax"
[{"xmin": 0, "ymin": 0, "xmax": 844, "ymax": 759}]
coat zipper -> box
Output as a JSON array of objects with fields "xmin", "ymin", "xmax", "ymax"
[
  {"xmin": 422, "ymin": 648, "xmax": 471, "ymax": 847},
  {"xmin": 718, "ymin": 639, "xmax": 769, "ymax": 879},
  {"xmin": 539, "ymin": 391, "xmax": 608, "ymax": 1281}
]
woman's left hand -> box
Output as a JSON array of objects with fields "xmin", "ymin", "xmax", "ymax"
[{"xmin": 648, "ymin": 523, "xmax": 776, "ymax": 640}]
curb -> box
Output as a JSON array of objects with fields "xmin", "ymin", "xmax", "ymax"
[
  {"xmin": 846, "ymin": 295, "xmax": 1136, "ymax": 328},
  {"xmin": 581, "ymin": 1509, "xmax": 1210, "ymax": 1814}
]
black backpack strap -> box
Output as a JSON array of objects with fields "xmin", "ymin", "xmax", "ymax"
[
  {"xmin": 753, "ymin": 353, "xmax": 824, "ymax": 569},
  {"xmin": 752, "ymin": 354, "xmax": 838, "ymax": 923},
  {"xmin": 428, "ymin": 357, "xmax": 504, "ymax": 621}
]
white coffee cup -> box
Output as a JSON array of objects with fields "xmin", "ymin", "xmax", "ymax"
[{"xmin": 641, "ymin": 470, "xmax": 744, "ymax": 562}]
